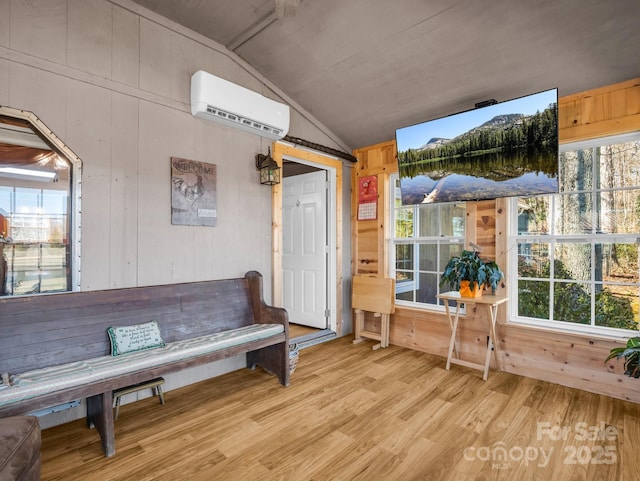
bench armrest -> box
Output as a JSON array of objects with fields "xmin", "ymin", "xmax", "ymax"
[
  {"xmin": 245, "ymin": 271, "xmax": 289, "ymax": 329},
  {"xmin": 245, "ymin": 271, "xmax": 290, "ymax": 387}
]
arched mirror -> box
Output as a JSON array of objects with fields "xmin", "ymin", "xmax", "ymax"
[{"xmin": 0, "ymin": 106, "xmax": 81, "ymax": 296}]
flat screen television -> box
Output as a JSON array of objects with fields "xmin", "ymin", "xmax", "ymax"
[{"xmin": 395, "ymin": 88, "xmax": 558, "ymax": 205}]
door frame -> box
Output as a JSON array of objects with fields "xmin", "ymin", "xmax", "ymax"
[
  {"xmin": 282, "ymin": 169, "xmax": 331, "ymax": 329},
  {"xmin": 271, "ymin": 142, "xmax": 344, "ymax": 335}
]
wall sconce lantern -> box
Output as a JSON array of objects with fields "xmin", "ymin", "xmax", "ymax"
[{"xmin": 255, "ymin": 147, "xmax": 281, "ymax": 185}]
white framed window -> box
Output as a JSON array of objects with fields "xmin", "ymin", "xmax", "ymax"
[
  {"xmin": 389, "ymin": 173, "xmax": 465, "ymax": 309},
  {"xmin": 509, "ymin": 132, "xmax": 640, "ymax": 335}
]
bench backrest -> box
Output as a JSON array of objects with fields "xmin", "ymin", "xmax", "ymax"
[{"xmin": 0, "ymin": 277, "xmax": 256, "ymax": 375}]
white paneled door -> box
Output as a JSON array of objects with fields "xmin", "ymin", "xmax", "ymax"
[{"xmin": 282, "ymin": 170, "xmax": 328, "ymax": 329}]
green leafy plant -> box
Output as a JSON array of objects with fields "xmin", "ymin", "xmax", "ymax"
[
  {"xmin": 439, "ymin": 249, "xmax": 504, "ymax": 294},
  {"xmin": 605, "ymin": 337, "xmax": 640, "ymax": 378}
]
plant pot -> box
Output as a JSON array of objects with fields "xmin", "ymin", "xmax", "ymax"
[{"xmin": 459, "ymin": 280, "xmax": 483, "ymax": 298}]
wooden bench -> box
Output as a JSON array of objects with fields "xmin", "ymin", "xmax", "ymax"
[{"xmin": 0, "ymin": 271, "xmax": 289, "ymax": 457}]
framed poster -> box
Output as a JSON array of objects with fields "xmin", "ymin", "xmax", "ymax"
[
  {"xmin": 171, "ymin": 157, "xmax": 217, "ymax": 226},
  {"xmin": 357, "ymin": 175, "xmax": 377, "ymax": 220}
]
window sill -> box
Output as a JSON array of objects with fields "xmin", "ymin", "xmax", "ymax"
[{"xmin": 505, "ymin": 318, "xmax": 633, "ymax": 342}]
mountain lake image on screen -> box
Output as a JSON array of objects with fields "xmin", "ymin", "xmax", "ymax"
[{"xmin": 395, "ymin": 88, "xmax": 559, "ymax": 205}]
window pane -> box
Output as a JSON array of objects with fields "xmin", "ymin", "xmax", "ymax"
[
  {"xmin": 416, "ymin": 272, "xmax": 438, "ymax": 304},
  {"xmin": 554, "ymin": 192, "xmax": 594, "ymax": 234},
  {"xmin": 596, "ymin": 242, "xmax": 638, "ymax": 284},
  {"xmin": 517, "ymin": 196, "xmax": 550, "ymax": 235},
  {"xmin": 555, "ymin": 242, "xmax": 591, "ymax": 281},
  {"xmin": 417, "ymin": 204, "xmax": 438, "ymax": 237},
  {"xmin": 440, "ymin": 204, "xmax": 466, "ymax": 237},
  {"xmin": 10, "ymin": 244, "xmax": 41, "ymax": 294},
  {"xmin": 439, "ymin": 243, "xmax": 463, "ymax": 271},
  {"xmin": 395, "ymin": 244, "xmax": 413, "ymax": 271},
  {"xmin": 47, "ymin": 215, "xmax": 67, "ymax": 243},
  {"xmin": 518, "ymin": 242, "xmax": 550, "ymax": 278},
  {"xmin": 41, "ymin": 244, "xmax": 67, "ymax": 268},
  {"xmin": 418, "ymin": 243, "xmax": 437, "ymax": 271},
  {"xmin": 553, "ymin": 281, "xmax": 591, "ymax": 324},
  {"xmin": 41, "ymin": 268, "xmax": 68, "ymax": 293},
  {"xmin": 394, "ymin": 178, "xmax": 402, "ymax": 207},
  {"xmin": 42, "ymin": 190, "xmax": 68, "ymax": 215},
  {"xmin": 395, "ymin": 206, "xmax": 413, "ymax": 238},
  {"xmin": 40, "ymin": 244, "xmax": 68, "ymax": 293},
  {"xmin": 12, "ymin": 214, "xmax": 45, "ymax": 242},
  {"xmin": 518, "ymin": 279, "xmax": 549, "ymax": 319},
  {"xmin": 560, "ymin": 148, "xmax": 594, "ymax": 191},
  {"xmin": 597, "ymin": 142, "xmax": 640, "ymax": 189},
  {"xmin": 597, "ymin": 189, "xmax": 640, "ymax": 234},
  {"xmin": 14, "ymin": 188, "xmax": 40, "ymax": 214},
  {"xmin": 0, "ymin": 186, "xmax": 10, "ymax": 214},
  {"xmin": 396, "ymin": 270, "xmax": 414, "ymax": 301},
  {"xmin": 595, "ymin": 286, "xmax": 639, "ymax": 330}
]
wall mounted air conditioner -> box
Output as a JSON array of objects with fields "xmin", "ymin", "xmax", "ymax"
[{"xmin": 190, "ymin": 70, "xmax": 290, "ymax": 140}]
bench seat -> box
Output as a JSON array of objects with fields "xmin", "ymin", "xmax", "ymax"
[{"xmin": 0, "ymin": 323, "xmax": 284, "ymax": 409}]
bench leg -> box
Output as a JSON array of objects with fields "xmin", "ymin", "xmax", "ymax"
[
  {"xmin": 247, "ymin": 342, "xmax": 290, "ymax": 387},
  {"xmin": 86, "ymin": 392, "xmax": 115, "ymax": 457}
]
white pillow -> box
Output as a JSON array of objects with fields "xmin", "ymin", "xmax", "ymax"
[{"xmin": 107, "ymin": 321, "xmax": 165, "ymax": 356}]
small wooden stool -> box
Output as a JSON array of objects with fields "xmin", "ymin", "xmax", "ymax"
[{"xmin": 113, "ymin": 377, "xmax": 165, "ymax": 420}]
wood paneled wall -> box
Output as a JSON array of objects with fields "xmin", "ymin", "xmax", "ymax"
[
  {"xmin": 559, "ymin": 78, "xmax": 640, "ymax": 143},
  {"xmin": 352, "ymin": 77, "xmax": 640, "ymax": 403},
  {"xmin": 351, "ymin": 140, "xmax": 396, "ymax": 277}
]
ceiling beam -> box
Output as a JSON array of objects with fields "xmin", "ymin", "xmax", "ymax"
[{"xmin": 226, "ymin": 10, "xmax": 279, "ymax": 51}]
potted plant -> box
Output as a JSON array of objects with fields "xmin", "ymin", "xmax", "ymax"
[
  {"xmin": 440, "ymin": 249, "xmax": 504, "ymax": 297},
  {"xmin": 605, "ymin": 337, "xmax": 640, "ymax": 378}
]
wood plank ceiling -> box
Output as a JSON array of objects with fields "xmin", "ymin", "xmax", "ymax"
[{"xmin": 131, "ymin": 0, "xmax": 640, "ymax": 150}]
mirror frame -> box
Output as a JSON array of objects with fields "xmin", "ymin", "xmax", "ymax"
[{"xmin": 0, "ymin": 105, "xmax": 83, "ymax": 293}]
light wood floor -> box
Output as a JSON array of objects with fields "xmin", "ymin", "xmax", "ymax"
[
  {"xmin": 289, "ymin": 323, "xmax": 322, "ymax": 339},
  {"xmin": 40, "ymin": 337, "xmax": 640, "ymax": 480}
]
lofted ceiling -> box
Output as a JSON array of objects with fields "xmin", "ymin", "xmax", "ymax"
[{"xmin": 131, "ymin": 0, "xmax": 640, "ymax": 150}]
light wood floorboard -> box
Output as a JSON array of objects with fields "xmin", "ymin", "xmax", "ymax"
[
  {"xmin": 40, "ymin": 337, "xmax": 638, "ymax": 480},
  {"xmin": 289, "ymin": 323, "xmax": 321, "ymax": 339}
]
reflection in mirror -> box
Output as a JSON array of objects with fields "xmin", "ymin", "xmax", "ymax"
[{"xmin": 0, "ymin": 109, "xmax": 80, "ymax": 296}]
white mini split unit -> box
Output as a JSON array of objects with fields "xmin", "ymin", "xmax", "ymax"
[{"xmin": 190, "ymin": 70, "xmax": 290, "ymax": 140}]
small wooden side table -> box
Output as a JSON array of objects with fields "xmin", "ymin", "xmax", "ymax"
[
  {"xmin": 352, "ymin": 276, "xmax": 395, "ymax": 350},
  {"xmin": 437, "ymin": 291, "xmax": 508, "ymax": 381}
]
